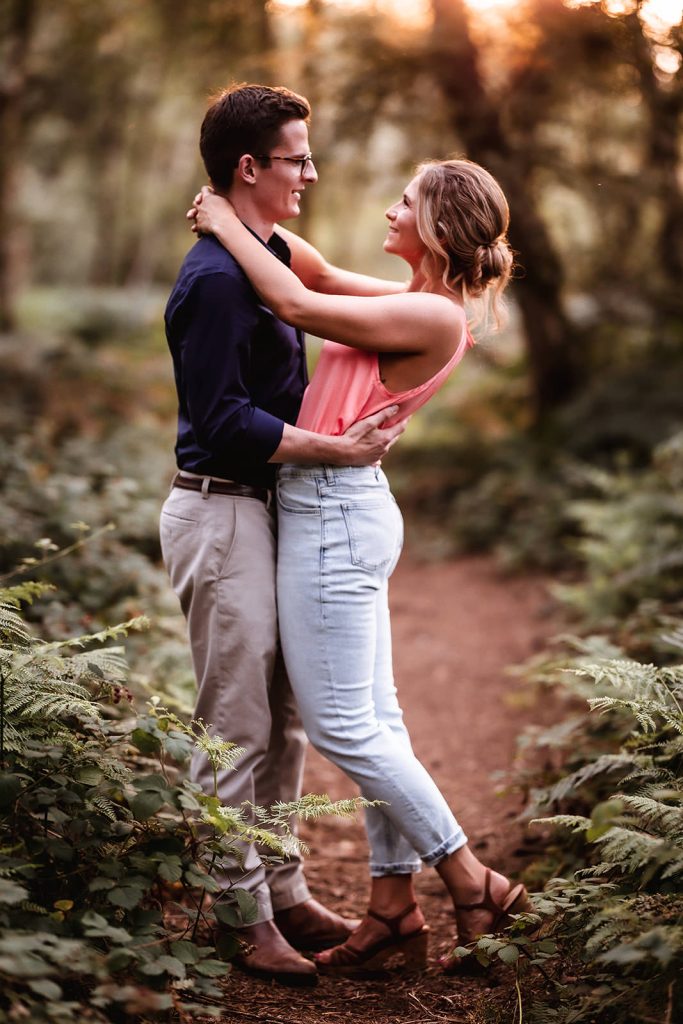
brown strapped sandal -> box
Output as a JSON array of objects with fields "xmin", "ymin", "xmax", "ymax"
[
  {"xmin": 314, "ymin": 902, "xmax": 430, "ymax": 975},
  {"xmin": 441, "ymin": 868, "xmax": 533, "ymax": 974}
]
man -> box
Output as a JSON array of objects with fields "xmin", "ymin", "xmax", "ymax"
[{"xmin": 160, "ymin": 84, "xmax": 405, "ymax": 986}]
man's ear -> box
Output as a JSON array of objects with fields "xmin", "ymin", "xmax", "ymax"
[{"xmin": 236, "ymin": 154, "xmax": 258, "ymax": 185}]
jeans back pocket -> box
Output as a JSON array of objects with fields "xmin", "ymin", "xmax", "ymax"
[{"xmin": 342, "ymin": 499, "xmax": 402, "ymax": 572}]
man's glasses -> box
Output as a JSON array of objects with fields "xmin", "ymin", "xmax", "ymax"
[{"xmin": 257, "ymin": 153, "xmax": 314, "ymax": 176}]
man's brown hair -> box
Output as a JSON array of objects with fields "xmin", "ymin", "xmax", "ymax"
[{"xmin": 200, "ymin": 83, "xmax": 311, "ymax": 191}]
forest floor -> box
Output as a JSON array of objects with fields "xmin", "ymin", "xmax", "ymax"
[{"xmin": 218, "ymin": 554, "xmax": 560, "ymax": 1024}]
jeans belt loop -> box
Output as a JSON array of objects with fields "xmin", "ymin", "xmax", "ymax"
[
  {"xmin": 201, "ymin": 477, "xmax": 210, "ymax": 500},
  {"xmin": 324, "ymin": 466, "xmax": 336, "ymax": 486}
]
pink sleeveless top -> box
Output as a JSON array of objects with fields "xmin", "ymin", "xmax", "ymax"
[{"xmin": 296, "ymin": 321, "xmax": 474, "ymax": 435}]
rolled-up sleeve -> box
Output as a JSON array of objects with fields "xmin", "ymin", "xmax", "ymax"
[{"xmin": 181, "ymin": 273, "xmax": 284, "ymax": 462}]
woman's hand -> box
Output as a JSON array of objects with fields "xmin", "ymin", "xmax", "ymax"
[{"xmin": 186, "ymin": 186, "xmax": 238, "ymax": 237}]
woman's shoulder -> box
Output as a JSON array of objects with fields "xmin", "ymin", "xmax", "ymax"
[{"xmin": 398, "ymin": 291, "xmax": 466, "ymax": 332}]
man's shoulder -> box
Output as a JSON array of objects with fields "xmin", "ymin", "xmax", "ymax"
[
  {"xmin": 165, "ymin": 236, "xmax": 255, "ymax": 327},
  {"xmin": 177, "ymin": 235, "xmax": 250, "ymax": 288}
]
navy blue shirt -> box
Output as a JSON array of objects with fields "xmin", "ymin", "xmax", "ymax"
[{"xmin": 165, "ymin": 233, "xmax": 308, "ymax": 488}]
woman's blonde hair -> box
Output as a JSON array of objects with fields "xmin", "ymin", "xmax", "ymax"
[{"xmin": 414, "ymin": 159, "xmax": 513, "ymax": 328}]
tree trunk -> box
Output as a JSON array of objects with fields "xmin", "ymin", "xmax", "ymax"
[
  {"xmin": 628, "ymin": 8, "xmax": 683, "ymax": 307},
  {"xmin": 290, "ymin": 0, "xmax": 325, "ymax": 241},
  {"xmin": 0, "ymin": 0, "xmax": 36, "ymax": 331},
  {"xmin": 430, "ymin": 0, "xmax": 578, "ymax": 417}
]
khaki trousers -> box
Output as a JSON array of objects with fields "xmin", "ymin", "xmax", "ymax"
[{"xmin": 159, "ymin": 484, "xmax": 310, "ymax": 923}]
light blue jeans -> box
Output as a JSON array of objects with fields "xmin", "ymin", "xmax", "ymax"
[{"xmin": 276, "ymin": 464, "xmax": 467, "ymax": 876}]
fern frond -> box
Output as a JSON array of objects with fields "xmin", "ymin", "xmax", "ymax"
[
  {"xmin": 540, "ymin": 754, "xmax": 634, "ymax": 807},
  {"xmin": 66, "ymin": 648, "xmax": 129, "ymax": 684},
  {"xmin": 518, "ymin": 713, "xmax": 588, "ymax": 750},
  {"xmin": 0, "ymin": 582, "xmax": 55, "ymax": 607},
  {"xmin": 617, "ymin": 794, "xmax": 683, "ymax": 839},
  {"xmin": 585, "ymin": 916, "xmax": 635, "ymax": 956},
  {"xmin": 0, "ymin": 605, "xmax": 33, "ymax": 647},
  {"xmin": 618, "ymin": 765, "xmax": 676, "ymax": 788},
  {"xmin": 266, "ymin": 794, "xmax": 372, "ymax": 822},
  {"xmin": 191, "ymin": 720, "xmax": 245, "ymax": 772},
  {"xmin": 20, "ymin": 901, "xmax": 50, "ymax": 916},
  {"xmin": 596, "ymin": 826, "xmax": 683, "ymax": 875},
  {"xmin": 576, "ymin": 861, "xmax": 622, "ymax": 879},
  {"xmin": 571, "ymin": 658, "xmax": 673, "ymax": 698},
  {"xmin": 237, "ymin": 824, "xmax": 305, "ymax": 857},
  {"xmin": 530, "ymin": 814, "xmax": 592, "ymax": 832},
  {"xmin": 589, "ymin": 696, "xmax": 682, "ymax": 735},
  {"xmin": 40, "ymin": 616, "xmax": 150, "ymax": 652},
  {"xmin": 598, "ymin": 924, "xmax": 683, "ymax": 967},
  {"xmin": 87, "ymin": 796, "xmax": 119, "ymax": 821}
]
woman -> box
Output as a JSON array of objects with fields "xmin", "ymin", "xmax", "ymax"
[{"xmin": 191, "ymin": 159, "xmax": 530, "ymax": 973}]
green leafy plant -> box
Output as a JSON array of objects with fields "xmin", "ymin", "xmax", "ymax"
[
  {"xmin": 553, "ymin": 432, "xmax": 683, "ymax": 627},
  {"xmin": 0, "ymin": 583, "xmax": 366, "ymax": 1022},
  {"xmin": 457, "ymin": 630, "xmax": 683, "ymax": 1024}
]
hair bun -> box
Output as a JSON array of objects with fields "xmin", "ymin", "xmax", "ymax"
[
  {"xmin": 414, "ymin": 159, "xmax": 513, "ymax": 327},
  {"xmin": 471, "ymin": 239, "xmax": 512, "ymax": 293}
]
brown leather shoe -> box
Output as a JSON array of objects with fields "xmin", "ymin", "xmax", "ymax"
[
  {"xmin": 274, "ymin": 898, "xmax": 361, "ymax": 952},
  {"xmin": 234, "ymin": 920, "xmax": 318, "ymax": 987},
  {"xmin": 315, "ymin": 903, "xmax": 430, "ymax": 975}
]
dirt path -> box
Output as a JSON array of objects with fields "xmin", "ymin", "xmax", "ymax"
[{"xmin": 222, "ymin": 555, "xmax": 558, "ymax": 1024}]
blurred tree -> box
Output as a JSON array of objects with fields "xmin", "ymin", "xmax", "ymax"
[
  {"xmin": 18, "ymin": 0, "xmax": 277, "ymax": 289},
  {"xmin": 285, "ymin": 0, "xmax": 325, "ymax": 239},
  {"xmin": 304, "ymin": 0, "xmax": 682, "ymax": 416},
  {"xmin": 430, "ymin": 0, "xmax": 576, "ymax": 417},
  {"xmin": 0, "ymin": 0, "xmax": 36, "ymax": 330},
  {"xmin": 626, "ymin": 3, "xmax": 683, "ymax": 306}
]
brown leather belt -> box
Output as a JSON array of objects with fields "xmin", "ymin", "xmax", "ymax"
[{"xmin": 172, "ymin": 474, "xmax": 270, "ymax": 503}]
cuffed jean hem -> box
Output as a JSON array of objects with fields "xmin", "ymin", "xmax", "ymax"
[
  {"xmin": 268, "ymin": 876, "xmax": 312, "ymax": 914},
  {"xmin": 422, "ymin": 828, "xmax": 468, "ymax": 868},
  {"xmin": 369, "ymin": 860, "xmax": 423, "ymax": 878}
]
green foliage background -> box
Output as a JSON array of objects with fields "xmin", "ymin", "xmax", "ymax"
[{"xmin": 452, "ymin": 434, "xmax": 683, "ymax": 1023}]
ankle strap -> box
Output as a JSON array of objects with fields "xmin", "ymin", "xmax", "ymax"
[
  {"xmin": 367, "ymin": 902, "xmax": 417, "ymax": 938},
  {"xmin": 456, "ymin": 868, "xmax": 495, "ymax": 913}
]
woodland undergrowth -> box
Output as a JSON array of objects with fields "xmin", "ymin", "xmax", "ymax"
[
  {"xmin": 451, "ymin": 431, "xmax": 683, "ymax": 1024},
  {"xmin": 2, "ymin": 318, "xmax": 682, "ymax": 1022},
  {"xmin": 0, "ymin": 579, "xmax": 365, "ymax": 1023}
]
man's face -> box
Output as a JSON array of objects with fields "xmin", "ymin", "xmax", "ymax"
[{"xmin": 252, "ymin": 120, "xmax": 318, "ymax": 223}]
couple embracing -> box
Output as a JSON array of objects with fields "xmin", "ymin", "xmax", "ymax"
[{"xmin": 160, "ymin": 83, "xmax": 529, "ymax": 987}]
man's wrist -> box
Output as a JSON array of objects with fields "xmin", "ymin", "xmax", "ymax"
[
  {"xmin": 317, "ymin": 434, "xmax": 348, "ymax": 466},
  {"xmin": 268, "ymin": 423, "xmax": 347, "ymax": 465}
]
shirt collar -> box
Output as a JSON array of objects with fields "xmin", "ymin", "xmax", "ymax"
[{"xmin": 243, "ymin": 223, "xmax": 292, "ymax": 268}]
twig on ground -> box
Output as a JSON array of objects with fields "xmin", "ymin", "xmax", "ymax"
[
  {"xmin": 664, "ymin": 981, "xmax": 674, "ymax": 1024},
  {"xmin": 219, "ymin": 1010, "xmax": 288, "ymax": 1024},
  {"xmin": 407, "ymin": 989, "xmax": 460, "ymax": 1022}
]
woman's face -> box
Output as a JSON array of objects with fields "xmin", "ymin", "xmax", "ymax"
[{"xmin": 383, "ymin": 174, "xmax": 425, "ymax": 266}]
